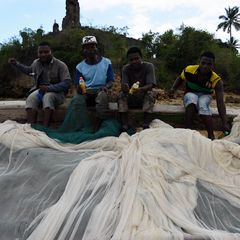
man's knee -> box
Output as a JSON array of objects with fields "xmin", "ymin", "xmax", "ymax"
[
  {"xmin": 25, "ymin": 91, "xmax": 39, "ymax": 110},
  {"xmin": 198, "ymin": 95, "xmax": 212, "ymax": 115},
  {"xmin": 143, "ymin": 91, "xmax": 156, "ymax": 112},
  {"xmin": 96, "ymin": 91, "xmax": 108, "ymax": 105},
  {"xmin": 183, "ymin": 92, "xmax": 198, "ymax": 108},
  {"xmin": 117, "ymin": 91, "xmax": 128, "ymax": 112},
  {"xmin": 95, "ymin": 91, "xmax": 110, "ymax": 119},
  {"xmin": 43, "ymin": 92, "xmax": 65, "ymax": 110}
]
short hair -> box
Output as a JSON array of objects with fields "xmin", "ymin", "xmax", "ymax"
[
  {"xmin": 200, "ymin": 51, "xmax": 215, "ymax": 61},
  {"xmin": 126, "ymin": 46, "xmax": 142, "ymax": 58},
  {"xmin": 38, "ymin": 41, "xmax": 51, "ymax": 48}
]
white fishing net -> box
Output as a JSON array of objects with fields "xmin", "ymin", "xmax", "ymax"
[{"xmin": 1, "ymin": 119, "xmax": 240, "ymax": 239}]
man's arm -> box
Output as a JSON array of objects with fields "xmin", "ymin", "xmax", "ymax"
[
  {"xmin": 121, "ymin": 66, "xmax": 130, "ymax": 93},
  {"xmin": 41, "ymin": 80, "xmax": 71, "ymax": 93},
  {"xmin": 171, "ymin": 76, "xmax": 184, "ymax": 91},
  {"xmin": 106, "ymin": 64, "xmax": 114, "ymax": 84},
  {"xmin": 141, "ymin": 62, "xmax": 156, "ymax": 93},
  {"xmin": 8, "ymin": 58, "xmax": 33, "ymax": 75},
  {"xmin": 139, "ymin": 83, "xmax": 153, "ymax": 93},
  {"xmin": 102, "ymin": 64, "xmax": 114, "ymax": 91},
  {"xmin": 215, "ymin": 80, "xmax": 230, "ymax": 131},
  {"xmin": 169, "ymin": 76, "xmax": 184, "ymax": 97}
]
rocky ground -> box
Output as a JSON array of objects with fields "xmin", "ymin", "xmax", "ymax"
[
  {"xmin": 154, "ymin": 89, "xmax": 240, "ymax": 107},
  {"xmin": 109, "ymin": 75, "xmax": 240, "ymax": 108}
]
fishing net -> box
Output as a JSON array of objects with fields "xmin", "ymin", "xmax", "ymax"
[
  {"xmin": 32, "ymin": 94, "xmax": 121, "ymax": 144},
  {"xmin": 1, "ymin": 116, "xmax": 240, "ymax": 239}
]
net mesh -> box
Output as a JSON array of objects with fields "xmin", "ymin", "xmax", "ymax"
[
  {"xmin": 32, "ymin": 95, "xmax": 121, "ymax": 144},
  {"xmin": 1, "ymin": 117, "xmax": 240, "ymax": 239}
]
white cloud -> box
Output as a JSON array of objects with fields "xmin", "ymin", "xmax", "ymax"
[
  {"xmin": 81, "ymin": 0, "xmax": 238, "ymax": 12},
  {"xmin": 1, "ymin": 0, "xmax": 239, "ymax": 43},
  {"xmin": 80, "ymin": 0, "xmax": 239, "ymax": 40}
]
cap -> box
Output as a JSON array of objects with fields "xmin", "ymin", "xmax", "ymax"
[{"xmin": 82, "ymin": 36, "xmax": 98, "ymax": 45}]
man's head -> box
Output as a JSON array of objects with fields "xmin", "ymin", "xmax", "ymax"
[
  {"xmin": 82, "ymin": 36, "xmax": 98, "ymax": 60},
  {"xmin": 38, "ymin": 42, "xmax": 52, "ymax": 63},
  {"xmin": 199, "ymin": 51, "xmax": 215, "ymax": 74},
  {"xmin": 127, "ymin": 47, "xmax": 142, "ymax": 69}
]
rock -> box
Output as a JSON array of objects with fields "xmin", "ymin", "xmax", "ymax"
[{"xmin": 62, "ymin": 0, "xmax": 81, "ymax": 30}]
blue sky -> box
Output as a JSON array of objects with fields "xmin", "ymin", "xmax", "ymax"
[{"xmin": 0, "ymin": 0, "xmax": 239, "ymax": 44}]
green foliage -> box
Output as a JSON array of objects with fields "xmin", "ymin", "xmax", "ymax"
[
  {"xmin": 213, "ymin": 47, "xmax": 240, "ymax": 91},
  {"xmin": 44, "ymin": 28, "xmax": 85, "ymax": 73},
  {"xmin": 0, "ymin": 38, "xmax": 23, "ymax": 97},
  {"xmin": 0, "ymin": 23, "xmax": 240, "ymax": 98},
  {"xmin": 0, "ymin": 39, "xmax": 22, "ymax": 67},
  {"xmin": 140, "ymin": 27, "xmax": 223, "ymax": 89},
  {"xmin": 100, "ymin": 25, "xmax": 129, "ymax": 37},
  {"xmin": 152, "ymin": 59, "xmax": 176, "ymax": 89},
  {"xmin": 19, "ymin": 27, "xmax": 45, "ymax": 48},
  {"xmin": 174, "ymin": 26, "xmax": 215, "ymax": 70},
  {"xmin": 141, "ymin": 30, "xmax": 160, "ymax": 58}
]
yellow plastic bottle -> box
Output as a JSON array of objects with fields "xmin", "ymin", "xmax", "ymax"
[
  {"xmin": 129, "ymin": 81, "xmax": 140, "ymax": 94},
  {"xmin": 79, "ymin": 76, "xmax": 86, "ymax": 94}
]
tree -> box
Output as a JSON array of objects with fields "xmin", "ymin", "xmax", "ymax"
[
  {"xmin": 141, "ymin": 31, "xmax": 160, "ymax": 58},
  {"xmin": 217, "ymin": 6, "xmax": 240, "ymax": 42},
  {"xmin": 20, "ymin": 28, "xmax": 34, "ymax": 48},
  {"xmin": 174, "ymin": 26, "xmax": 215, "ymax": 70},
  {"xmin": 227, "ymin": 36, "xmax": 240, "ymax": 51},
  {"xmin": 101, "ymin": 25, "xmax": 129, "ymax": 36}
]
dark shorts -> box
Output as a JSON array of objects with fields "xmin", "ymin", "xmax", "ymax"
[{"xmin": 118, "ymin": 91, "xmax": 156, "ymax": 113}]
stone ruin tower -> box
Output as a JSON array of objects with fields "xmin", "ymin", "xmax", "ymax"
[
  {"xmin": 62, "ymin": 0, "xmax": 81, "ymax": 30},
  {"xmin": 52, "ymin": 20, "xmax": 59, "ymax": 34}
]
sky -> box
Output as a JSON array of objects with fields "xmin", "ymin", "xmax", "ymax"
[{"xmin": 0, "ymin": 0, "xmax": 239, "ymax": 44}]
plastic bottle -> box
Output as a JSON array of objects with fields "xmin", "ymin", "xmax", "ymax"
[
  {"xmin": 79, "ymin": 76, "xmax": 86, "ymax": 94},
  {"xmin": 129, "ymin": 81, "xmax": 140, "ymax": 94}
]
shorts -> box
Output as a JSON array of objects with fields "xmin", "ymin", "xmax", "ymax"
[
  {"xmin": 118, "ymin": 91, "xmax": 156, "ymax": 113},
  {"xmin": 183, "ymin": 92, "xmax": 212, "ymax": 115},
  {"xmin": 25, "ymin": 90, "xmax": 65, "ymax": 110}
]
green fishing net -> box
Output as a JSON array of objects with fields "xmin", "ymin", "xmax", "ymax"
[{"xmin": 32, "ymin": 95, "xmax": 122, "ymax": 144}]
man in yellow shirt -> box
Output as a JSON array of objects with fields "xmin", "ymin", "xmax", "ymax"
[{"xmin": 169, "ymin": 51, "xmax": 230, "ymax": 140}]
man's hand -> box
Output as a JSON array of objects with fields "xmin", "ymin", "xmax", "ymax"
[
  {"xmin": 8, "ymin": 58, "xmax": 18, "ymax": 65},
  {"xmin": 101, "ymin": 82, "xmax": 113, "ymax": 92},
  {"xmin": 101, "ymin": 86, "xmax": 108, "ymax": 92},
  {"xmin": 122, "ymin": 83, "xmax": 129, "ymax": 93},
  {"xmin": 168, "ymin": 89, "xmax": 175, "ymax": 98},
  {"xmin": 168, "ymin": 77, "xmax": 183, "ymax": 98},
  {"xmin": 39, "ymin": 85, "xmax": 49, "ymax": 93},
  {"xmin": 131, "ymin": 87, "xmax": 143, "ymax": 96}
]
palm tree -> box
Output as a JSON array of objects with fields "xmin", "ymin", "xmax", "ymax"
[
  {"xmin": 217, "ymin": 6, "xmax": 240, "ymax": 40},
  {"xmin": 228, "ymin": 36, "xmax": 240, "ymax": 51}
]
